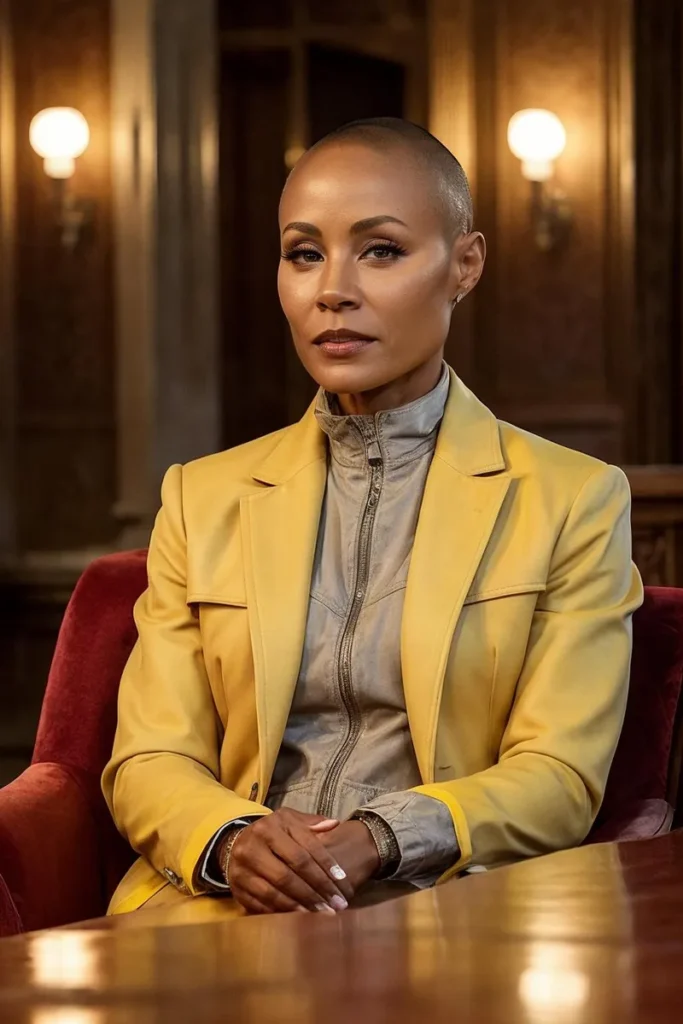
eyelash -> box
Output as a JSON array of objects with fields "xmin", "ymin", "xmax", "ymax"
[{"xmin": 280, "ymin": 241, "xmax": 407, "ymax": 265}]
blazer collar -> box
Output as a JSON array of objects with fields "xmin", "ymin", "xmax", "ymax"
[{"xmin": 252, "ymin": 366, "xmax": 505, "ymax": 486}]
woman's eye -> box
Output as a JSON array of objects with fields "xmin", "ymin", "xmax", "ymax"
[
  {"xmin": 282, "ymin": 248, "xmax": 322, "ymax": 264},
  {"xmin": 363, "ymin": 244, "xmax": 405, "ymax": 261}
]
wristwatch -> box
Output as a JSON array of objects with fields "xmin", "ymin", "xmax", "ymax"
[{"xmin": 352, "ymin": 811, "xmax": 401, "ymax": 877}]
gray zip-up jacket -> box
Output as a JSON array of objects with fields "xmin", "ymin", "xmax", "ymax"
[{"xmin": 203, "ymin": 366, "xmax": 459, "ymax": 889}]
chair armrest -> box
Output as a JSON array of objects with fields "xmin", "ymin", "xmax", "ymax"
[
  {"xmin": 0, "ymin": 762, "xmax": 108, "ymax": 932},
  {"xmin": 586, "ymin": 798, "xmax": 674, "ymax": 845},
  {"xmin": 0, "ymin": 873, "xmax": 22, "ymax": 937}
]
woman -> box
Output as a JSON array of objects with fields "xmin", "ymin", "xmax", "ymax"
[{"xmin": 103, "ymin": 118, "xmax": 642, "ymax": 917}]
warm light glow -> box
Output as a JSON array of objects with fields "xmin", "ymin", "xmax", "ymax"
[
  {"xmin": 30, "ymin": 931, "xmax": 101, "ymax": 989},
  {"xmin": 518, "ymin": 942, "xmax": 590, "ymax": 1023},
  {"xmin": 29, "ymin": 107, "xmax": 90, "ymax": 179},
  {"xmin": 32, "ymin": 1009, "xmax": 104, "ymax": 1024},
  {"xmin": 507, "ymin": 109, "xmax": 567, "ymax": 182}
]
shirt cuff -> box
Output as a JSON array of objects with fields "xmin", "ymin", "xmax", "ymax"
[
  {"xmin": 357, "ymin": 791, "xmax": 460, "ymax": 888},
  {"xmin": 197, "ymin": 817, "xmax": 259, "ymax": 892}
]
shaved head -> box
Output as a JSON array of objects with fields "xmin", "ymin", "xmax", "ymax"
[
  {"xmin": 293, "ymin": 116, "xmax": 474, "ymax": 239},
  {"xmin": 278, "ymin": 114, "xmax": 486, "ymax": 410}
]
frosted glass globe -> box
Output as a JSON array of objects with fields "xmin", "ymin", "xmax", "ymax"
[
  {"xmin": 507, "ymin": 109, "xmax": 566, "ymax": 181},
  {"xmin": 29, "ymin": 108, "xmax": 90, "ymax": 178}
]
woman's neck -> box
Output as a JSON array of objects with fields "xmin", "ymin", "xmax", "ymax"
[{"xmin": 335, "ymin": 354, "xmax": 444, "ymax": 416}]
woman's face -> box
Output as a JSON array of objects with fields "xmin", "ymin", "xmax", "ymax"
[{"xmin": 278, "ymin": 141, "xmax": 485, "ymax": 409}]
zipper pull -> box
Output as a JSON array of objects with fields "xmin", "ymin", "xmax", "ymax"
[{"xmin": 249, "ymin": 782, "xmax": 259, "ymax": 801}]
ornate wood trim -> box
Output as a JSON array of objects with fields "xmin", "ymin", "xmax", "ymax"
[{"xmin": 625, "ymin": 466, "xmax": 683, "ymax": 587}]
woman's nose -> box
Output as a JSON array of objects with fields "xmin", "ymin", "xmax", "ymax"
[
  {"xmin": 315, "ymin": 260, "xmax": 361, "ymax": 312},
  {"xmin": 316, "ymin": 291, "xmax": 360, "ymax": 312}
]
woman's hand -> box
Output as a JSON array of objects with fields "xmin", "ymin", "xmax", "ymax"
[
  {"xmin": 223, "ymin": 809, "xmax": 354, "ymax": 915},
  {"xmin": 314, "ymin": 820, "xmax": 381, "ymax": 891}
]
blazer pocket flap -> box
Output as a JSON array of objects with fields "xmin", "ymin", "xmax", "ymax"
[
  {"xmin": 187, "ymin": 592, "xmax": 247, "ymax": 608},
  {"xmin": 464, "ymin": 581, "xmax": 546, "ymax": 606}
]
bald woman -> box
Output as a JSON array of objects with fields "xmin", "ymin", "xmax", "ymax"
[{"xmin": 103, "ymin": 118, "xmax": 642, "ymax": 918}]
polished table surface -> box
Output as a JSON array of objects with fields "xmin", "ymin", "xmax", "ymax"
[{"xmin": 2, "ymin": 831, "xmax": 683, "ymax": 1023}]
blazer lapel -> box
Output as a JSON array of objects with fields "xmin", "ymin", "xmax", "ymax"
[
  {"xmin": 241, "ymin": 408, "xmax": 327, "ymax": 793},
  {"xmin": 402, "ymin": 371, "xmax": 510, "ymax": 784}
]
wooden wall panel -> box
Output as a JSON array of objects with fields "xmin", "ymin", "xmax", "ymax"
[
  {"xmin": 11, "ymin": 0, "xmax": 116, "ymax": 551},
  {"xmin": 633, "ymin": 0, "xmax": 683, "ymax": 464},
  {"xmin": 494, "ymin": 1, "xmax": 607, "ymax": 404},
  {"xmin": 0, "ymin": 0, "xmax": 16, "ymax": 559},
  {"xmin": 430, "ymin": 0, "xmax": 634, "ymax": 463}
]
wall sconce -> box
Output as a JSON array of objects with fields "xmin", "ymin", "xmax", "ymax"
[
  {"xmin": 507, "ymin": 109, "xmax": 571, "ymax": 252},
  {"xmin": 29, "ymin": 107, "xmax": 93, "ymax": 250}
]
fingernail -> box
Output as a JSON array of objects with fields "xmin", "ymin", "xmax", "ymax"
[
  {"xmin": 329, "ymin": 896, "xmax": 348, "ymax": 912},
  {"xmin": 296, "ymin": 906, "xmax": 309, "ymax": 913},
  {"xmin": 330, "ymin": 865, "xmax": 347, "ymax": 881},
  {"xmin": 316, "ymin": 903, "xmax": 336, "ymax": 914}
]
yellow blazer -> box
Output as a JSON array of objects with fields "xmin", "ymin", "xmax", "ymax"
[{"xmin": 103, "ymin": 368, "xmax": 643, "ymax": 914}]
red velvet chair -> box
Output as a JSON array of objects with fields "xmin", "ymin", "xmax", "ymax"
[{"xmin": 1, "ymin": 552, "xmax": 682, "ymax": 937}]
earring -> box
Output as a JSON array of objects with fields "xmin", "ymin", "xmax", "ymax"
[{"xmin": 455, "ymin": 292, "xmax": 466, "ymax": 305}]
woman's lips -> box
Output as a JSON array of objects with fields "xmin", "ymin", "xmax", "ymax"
[
  {"xmin": 313, "ymin": 331, "xmax": 376, "ymax": 357},
  {"xmin": 316, "ymin": 337, "xmax": 375, "ymax": 358}
]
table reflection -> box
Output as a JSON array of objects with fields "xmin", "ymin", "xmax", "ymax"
[
  {"xmin": 518, "ymin": 942, "xmax": 590, "ymax": 1021},
  {"xmin": 31, "ymin": 1009, "xmax": 104, "ymax": 1024},
  {"xmin": 30, "ymin": 932, "xmax": 102, "ymax": 990}
]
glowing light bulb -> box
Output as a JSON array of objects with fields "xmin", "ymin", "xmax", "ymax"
[
  {"xmin": 507, "ymin": 109, "xmax": 567, "ymax": 182},
  {"xmin": 29, "ymin": 107, "xmax": 90, "ymax": 179}
]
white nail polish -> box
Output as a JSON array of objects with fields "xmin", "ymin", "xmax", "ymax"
[
  {"xmin": 330, "ymin": 864, "xmax": 347, "ymax": 881},
  {"xmin": 316, "ymin": 903, "xmax": 336, "ymax": 914}
]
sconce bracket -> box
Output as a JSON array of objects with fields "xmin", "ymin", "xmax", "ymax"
[
  {"xmin": 50, "ymin": 179, "xmax": 94, "ymax": 251},
  {"xmin": 530, "ymin": 180, "xmax": 572, "ymax": 252}
]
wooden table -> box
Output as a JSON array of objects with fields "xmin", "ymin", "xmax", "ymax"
[{"xmin": 2, "ymin": 831, "xmax": 683, "ymax": 1023}]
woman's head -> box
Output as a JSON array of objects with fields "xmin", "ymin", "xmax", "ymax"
[{"xmin": 278, "ymin": 118, "xmax": 486, "ymax": 412}]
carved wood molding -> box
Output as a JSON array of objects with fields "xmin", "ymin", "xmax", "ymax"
[
  {"xmin": 625, "ymin": 466, "xmax": 683, "ymax": 587},
  {"xmin": 632, "ymin": 527, "xmax": 677, "ymax": 588}
]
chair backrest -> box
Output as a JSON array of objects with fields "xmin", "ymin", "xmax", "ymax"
[
  {"xmin": 33, "ymin": 550, "xmax": 149, "ymax": 892},
  {"xmin": 32, "ymin": 557, "xmax": 683, "ymax": 887},
  {"xmin": 590, "ymin": 586, "xmax": 683, "ymax": 837}
]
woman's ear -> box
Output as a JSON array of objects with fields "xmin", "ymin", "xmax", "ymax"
[{"xmin": 451, "ymin": 231, "xmax": 486, "ymax": 302}]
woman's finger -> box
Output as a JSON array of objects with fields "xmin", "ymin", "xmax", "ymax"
[
  {"xmin": 233, "ymin": 890, "xmax": 272, "ymax": 915},
  {"xmin": 284, "ymin": 823, "xmax": 354, "ymax": 902},
  {"xmin": 309, "ymin": 819, "xmax": 339, "ymax": 833},
  {"xmin": 240, "ymin": 874, "xmax": 312, "ymax": 914},
  {"xmin": 264, "ymin": 831, "xmax": 349, "ymax": 910}
]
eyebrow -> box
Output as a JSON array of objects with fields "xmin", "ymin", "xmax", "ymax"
[{"xmin": 282, "ymin": 215, "xmax": 408, "ymax": 237}]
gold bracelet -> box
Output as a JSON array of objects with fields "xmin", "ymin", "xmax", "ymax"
[{"xmin": 218, "ymin": 825, "xmax": 249, "ymax": 889}]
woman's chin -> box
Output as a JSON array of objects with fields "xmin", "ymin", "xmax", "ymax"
[{"xmin": 304, "ymin": 351, "xmax": 391, "ymax": 396}]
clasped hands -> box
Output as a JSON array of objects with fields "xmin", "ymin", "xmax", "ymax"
[{"xmin": 221, "ymin": 808, "xmax": 381, "ymax": 915}]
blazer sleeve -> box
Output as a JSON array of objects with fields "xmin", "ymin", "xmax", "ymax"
[
  {"xmin": 413, "ymin": 464, "xmax": 644, "ymax": 881},
  {"xmin": 101, "ymin": 464, "xmax": 270, "ymax": 896}
]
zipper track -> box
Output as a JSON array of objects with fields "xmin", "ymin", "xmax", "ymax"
[{"xmin": 317, "ymin": 447, "xmax": 384, "ymax": 819}]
